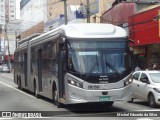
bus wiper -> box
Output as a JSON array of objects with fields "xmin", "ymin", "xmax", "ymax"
[
  {"xmin": 105, "ymin": 60, "xmax": 121, "ymax": 79},
  {"xmin": 85, "ymin": 55, "xmax": 99, "ymax": 79}
]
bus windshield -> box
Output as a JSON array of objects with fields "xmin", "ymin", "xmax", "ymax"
[{"xmin": 67, "ymin": 39, "xmax": 132, "ymax": 78}]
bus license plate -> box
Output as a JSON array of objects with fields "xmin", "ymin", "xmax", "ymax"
[{"xmin": 99, "ymin": 96, "xmax": 110, "ymax": 101}]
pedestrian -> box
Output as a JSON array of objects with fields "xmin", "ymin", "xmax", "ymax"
[
  {"xmin": 78, "ymin": 3, "xmax": 86, "ymax": 17},
  {"xmin": 135, "ymin": 65, "xmax": 141, "ymax": 71},
  {"xmin": 152, "ymin": 63, "xmax": 157, "ymax": 70}
]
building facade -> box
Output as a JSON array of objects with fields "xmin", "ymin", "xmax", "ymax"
[
  {"xmin": 129, "ymin": 5, "xmax": 160, "ymax": 69},
  {"xmin": 100, "ymin": 0, "xmax": 160, "ymax": 69},
  {"xmin": 0, "ymin": 0, "xmax": 18, "ymax": 63},
  {"xmin": 19, "ymin": 0, "xmax": 46, "ymax": 39},
  {"xmin": 0, "ymin": 0, "xmax": 16, "ymax": 24},
  {"xmin": 44, "ymin": 0, "xmax": 115, "ymax": 32},
  {"xmin": 19, "ymin": 0, "xmax": 115, "ymax": 36},
  {"xmin": 100, "ymin": 0, "xmax": 159, "ymax": 26}
]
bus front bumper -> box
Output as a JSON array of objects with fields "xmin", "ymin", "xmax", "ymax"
[{"xmin": 65, "ymin": 84, "xmax": 131, "ymax": 104}]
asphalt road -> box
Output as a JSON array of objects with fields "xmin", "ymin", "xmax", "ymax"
[{"xmin": 0, "ymin": 73, "xmax": 160, "ymax": 120}]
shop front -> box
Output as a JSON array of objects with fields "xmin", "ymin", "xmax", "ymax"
[
  {"xmin": 147, "ymin": 44, "xmax": 160, "ymax": 69},
  {"xmin": 129, "ymin": 5, "xmax": 160, "ymax": 70}
]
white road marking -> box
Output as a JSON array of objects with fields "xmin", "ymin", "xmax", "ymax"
[{"xmin": 0, "ymin": 81, "xmax": 36, "ymax": 99}]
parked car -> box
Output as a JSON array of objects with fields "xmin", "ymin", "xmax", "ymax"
[
  {"xmin": 128, "ymin": 70, "xmax": 160, "ymax": 107},
  {"xmin": 1, "ymin": 64, "xmax": 10, "ymax": 73}
]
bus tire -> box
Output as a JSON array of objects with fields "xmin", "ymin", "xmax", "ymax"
[
  {"xmin": 34, "ymin": 81, "xmax": 40, "ymax": 98},
  {"xmin": 53, "ymin": 86, "xmax": 62, "ymax": 108}
]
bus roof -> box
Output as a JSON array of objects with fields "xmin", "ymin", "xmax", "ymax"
[
  {"xmin": 60, "ymin": 23, "xmax": 127, "ymax": 38},
  {"xmin": 30, "ymin": 23, "xmax": 127, "ymax": 41},
  {"xmin": 16, "ymin": 23, "xmax": 127, "ymax": 50}
]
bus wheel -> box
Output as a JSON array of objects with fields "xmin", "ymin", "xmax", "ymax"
[
  {"xmin": 34, "ymin": 82, "xmax": 39, "ymax": 98},
  {"xmin": 53, "ymin": 87, "xmax": 62, "ymax": 108}
]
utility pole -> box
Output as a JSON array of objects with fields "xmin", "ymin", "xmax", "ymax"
[
  {"xmin": 15, "ymin": 31, "xmax": 18, "ymax": 48},
  {"xmin": 86, "ymin": 0, "xmax": 90, "ymax": 23},
  {"xmin": 0, "ymin": 26, "xmax": 2, "ymax": 54},
  {"xmin": 64, "ymin": 0, "xmax": 68, "ymax": 25},
  {"xmin": 5, "ymin": 23, "xmax": 11, "ymax": 72}
]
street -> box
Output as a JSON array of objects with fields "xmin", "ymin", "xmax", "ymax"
[{"xmin": 0, "ymin": 73, "xmax": 160, "ymax": 120}]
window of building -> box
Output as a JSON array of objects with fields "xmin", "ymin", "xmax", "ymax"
[
  {"xmin": 10, "ymin": 0, "xmax": 14, "ymax": 3},
  {"xmin": 10, "ymin": 15, "xmax": 14, "ymax": 18},
  {"xmin": 10, "ymin": 10, "xmax": 14, "ymax": 13},
  {"xmin": 10, "ymin": 6, "xmax": 14, "ymax": 8},
  {"xmin": 1, "ymin": 15, "xmax": 4, "ymax": 17}
]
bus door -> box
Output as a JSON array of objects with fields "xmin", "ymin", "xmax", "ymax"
[
  {"xmin": 58, "ymin": 44, "xmax": 66, "ymax": 99},
  {"xmin": 24, "ymin": 53, "xmax": 27, "ymax": 87},
  {"xmin": 38, "ymin": 49, "xmax": 42, "ymax": 92}
]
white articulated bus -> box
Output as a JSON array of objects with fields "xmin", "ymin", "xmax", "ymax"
[{"xmin": 14, "ymin": 23, "xmax": 133, "ymax": 107}]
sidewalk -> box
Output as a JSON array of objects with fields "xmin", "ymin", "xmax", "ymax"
[{"xmin": 0, "ymin": 72, "xmax": 14, "ymax": 80}]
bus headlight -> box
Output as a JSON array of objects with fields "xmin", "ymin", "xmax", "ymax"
[
  {"xmin": 68, "ymin": 77, "xmax": 83, "ymax": 88},
  {"xmin": 124, "ymin": 79, "xmax": 132, "ymax": 87}
]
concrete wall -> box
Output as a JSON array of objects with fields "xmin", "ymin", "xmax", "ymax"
[
  {"xmin": 20, "ymin": 0, "xmax": 46, "ymax": 39},
  {"xmin": 21, "ymin": 22, "xmax": 44, "ymax": 39}
]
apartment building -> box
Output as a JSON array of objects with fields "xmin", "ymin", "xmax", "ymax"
[
  {"xmin": 0, "ymin": 0, "xmax": 18, "ymax": 62},
  {"xmin": 19, "ymin": 0, "xmax": 46, "ymax": 39},
  {"xmin": 0, "ymin": 0, "xmax": 5, "ymax": 25},
  {"xmin": 0, "ymin": 0, "xmax": 16, "ymax": 27}
]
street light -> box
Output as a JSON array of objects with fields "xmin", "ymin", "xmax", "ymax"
[{"xmin": 86, "ymin": 0, "xmax": 90, "ymax": 23}]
